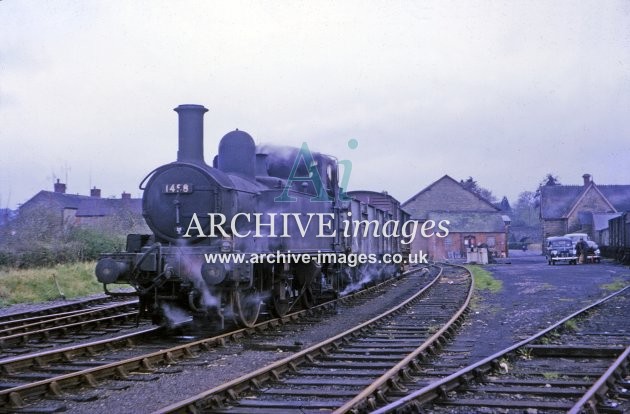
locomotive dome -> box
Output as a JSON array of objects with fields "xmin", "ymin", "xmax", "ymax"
[{"xmin": 218, "ymin": 129, "xmax": 256, "ymax": 178}]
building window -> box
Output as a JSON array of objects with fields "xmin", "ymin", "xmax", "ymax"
[{"xmin": 487, "ymin": 236, "xmax": 496, "ymax": 247}]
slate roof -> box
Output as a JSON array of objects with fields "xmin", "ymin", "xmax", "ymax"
[
  {"xmin": 592, "ymin": 213, "xmax": 622, "ymax": 231},
  {"xmin": 402, "ymin": 175, "xmax": 499, "ymax": 219},
  {"xmin": 426, "ymin": 211, "xmax": 507, "ymax": 233},
  {"xmin": 75, "ymin": 198, "xmax": 142, "ymax": 217},
  {"xmin": 20, "ymin": 191, "xmax": 142, "ymax": 217},
  {"xmin": 540, "ymin": 185, "xmax": 585, "ymax": 219},
  {"xmin": 598, "ymin": 185, "xmax": 630, "ymax": 212},
  {"xmin": 540, "ymin": 184, "xmax": 630, "ymax": 219},
  {"xmin": 20, "ymin": 191, "xmax": 89, "ymax": 210}
]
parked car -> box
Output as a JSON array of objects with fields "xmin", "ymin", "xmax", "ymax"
[
  {"xmin": 563, "ymin": 233, "xmax": 601, "ymax": 263},
  {"xmin": 545, "ymin": 237, "xmax": 577, "ymax": 265}
]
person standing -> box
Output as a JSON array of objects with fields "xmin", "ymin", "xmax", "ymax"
[{"xmin": 576, "ymin": 238, "xmax": 588, "ymax": 264}]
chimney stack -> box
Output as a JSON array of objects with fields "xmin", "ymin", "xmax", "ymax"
[
  {"xmin": 121, "ymin": 192, "xmax": 131, "ymax": 200},
  {"xmin": 90, "ymin": 187, "xmax": 101, "ymax": 198},
  {"xmin": 174, "ymin": 104, "xmax": 208, "ymax": 165},
  {"xmin": 54, "ymin": 179, "xmax": 66, "ymax": 194},
  {"xmin": 582, "ymin": 174, "xmax": 591, "ymax": 187}
]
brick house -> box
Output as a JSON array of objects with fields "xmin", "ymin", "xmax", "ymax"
[
  {"xmin": 402, "ymin": 175, "xmax": 509, "ymax": 261},
  {"xmin": 539, "ymin": 174, "xmax": 630, "ymax": 243},
  {"xmin": 19, "ymin": 180, "xmax": 145, "ymax": 230}
]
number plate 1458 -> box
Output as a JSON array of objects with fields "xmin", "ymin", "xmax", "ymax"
[{"xmin": 164, "ymin": 184, "xmax": 193, "ymax": 193}]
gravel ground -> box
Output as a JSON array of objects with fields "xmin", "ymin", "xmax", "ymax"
[
  {"xmin": 464, "ymin": 249, "xmax": 630, "ymax": 361},
  {"xmin": 30, "ymin": 268, "xmax": 438, "ymax": 413},
  {"xmin": 5, "ymin": 252, "xmax": 630, "ymax": 413}
]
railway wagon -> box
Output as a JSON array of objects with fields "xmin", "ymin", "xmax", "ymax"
[{"xmin": 603, "ymin": 212, "xmax": 630, "ymax": 264}]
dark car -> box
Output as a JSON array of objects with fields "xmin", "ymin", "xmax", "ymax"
[
  {"xmin": 545, "ymin": 236, "xmax": 577, "ymax": 265},
  {"xmin": 564, "ymin": 233, "xmax": 601, "ymax": 263}
]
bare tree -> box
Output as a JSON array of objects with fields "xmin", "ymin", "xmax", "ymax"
[{"xmin": 513, "ymin": 191, "xmax": 537, "ymax": 226}]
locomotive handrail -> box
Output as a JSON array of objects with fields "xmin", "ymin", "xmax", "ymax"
[
  {"xmin": 139, "ymin": 165, "xmax": 165, "ymax": 190},
  {"xmin": 140, "ymin": 161, "xmax": 242, "ymax": 191}
]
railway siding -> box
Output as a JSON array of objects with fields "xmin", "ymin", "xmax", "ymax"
[{"xmin": 0, "ymin": 252, "xmax": 628, "ymax": 413}]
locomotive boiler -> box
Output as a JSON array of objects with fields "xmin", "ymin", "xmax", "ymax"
[{"xmin": 95, "ymin": 104, "xmax": 410, "ymax": 327}]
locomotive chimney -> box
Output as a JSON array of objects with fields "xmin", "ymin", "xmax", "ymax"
[{"xmin": 174, "ymin": 104, "xmax": 208, "ymax": 164}]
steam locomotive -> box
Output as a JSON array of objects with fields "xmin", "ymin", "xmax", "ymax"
[{"xmin": 95, "ymin": 104, "xmax": 410, "ymax": 327}]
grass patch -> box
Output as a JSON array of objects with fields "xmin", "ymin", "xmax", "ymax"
[
  {"xmin": 564, "ymin": 319, "xmax": 578, "ymax": 332},
  {"xmin": 466, "ymin": 265, "xmax": 503, "ymax": 293},
  {"xmin": 542, "ymin": 372, "xmax": 559, "ymax": 380},
  {"xmin": 600, "ymin": 279, "xmax": 627, "ymax": 292},
  {"xmin": 0, "ymin": 262, "xmax": 103, "ymax": 307}
]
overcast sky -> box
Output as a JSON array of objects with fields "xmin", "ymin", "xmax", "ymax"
[{"xmin": 1, "ymin": 1, "xmax": 629, "ymax": 210}]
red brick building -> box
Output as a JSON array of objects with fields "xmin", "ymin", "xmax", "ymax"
[{"xmin": 402, "ymin": 175, "xmax": 509, "ymax": 261}]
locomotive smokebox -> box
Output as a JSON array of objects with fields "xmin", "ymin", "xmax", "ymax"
[{"xmin": 175, "ymin": 104, "xmax": 208, "ymax": 164}]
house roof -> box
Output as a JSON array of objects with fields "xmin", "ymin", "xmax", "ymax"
[
  {"xmin": 598, "ymin": 185, "xmax": 630, "ymax": 212},
  {"xmin": 402, "ymin": 175, "xmax": 499, "ymax": 219},
  {"xmin": 426, "ymin": 211, "xmax": 507, "ymax": 233},
  {"xmin": 75, "ymin": 198, "xmax": 142, "ymax": 217},
  {"xmin": 540, "ymin": 185, "xmax": 584, "ymax": 218},
  {"xmin": 20, "ymin": 191, "xmax": 142, "ymax": 218},
  {"xmin": 20, "ymin": 191, "xmax": 89, "ymax": 210},
  {"xmin": 540, "ymin": 183, "xmax": 630, "ymax": 219}
]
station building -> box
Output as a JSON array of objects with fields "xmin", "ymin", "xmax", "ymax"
[{"xmin": 539, "ymin": 174, "xmax": 630, "ymax": 245}]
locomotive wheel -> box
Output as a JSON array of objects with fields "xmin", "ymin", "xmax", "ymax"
[
  {"xmin": 232, "ymin": 289, "xmax": 261, "ymax": 328},
  {"xmin": 269, "ymin": 281, "xmax": 297, "ymax": 317},
  {"xmin": 300, "ymin": 286, "xmax": 315, "ymax": 309},
  {"xmin": 293, "ymin": 262, "xmax": 320, "ymax": 310}
]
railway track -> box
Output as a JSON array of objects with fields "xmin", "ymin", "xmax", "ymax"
[
  {"xmin": 373, "ymin": 285, "xmax": 630, "ymax": 413},
  {"xmin": 0, "ymin": 266, "xmax": 421, "ymax": 413},
  {"xmin": 0, "ymin": 300, "xmax": 142, "ymax": 356},
  {"xmin": 153, "ymin": 263, "xmax": 473, "ymax": 413},
  {"xmin": 0, "ymin": 297, "xmax": 134, "ymax": 325}
]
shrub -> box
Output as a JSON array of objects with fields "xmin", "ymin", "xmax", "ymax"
[
  {"xmin": 1, "ymin": 206, "xmax": 132, "ymax": 269},
  {"xmin": 66, "ymin": 227, "xmax": 125, "ymax": 261}
]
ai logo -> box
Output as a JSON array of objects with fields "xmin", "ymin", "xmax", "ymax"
[{"xmin": 274, "ymin": 139, "xmax": 358, "ymax": 202}]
